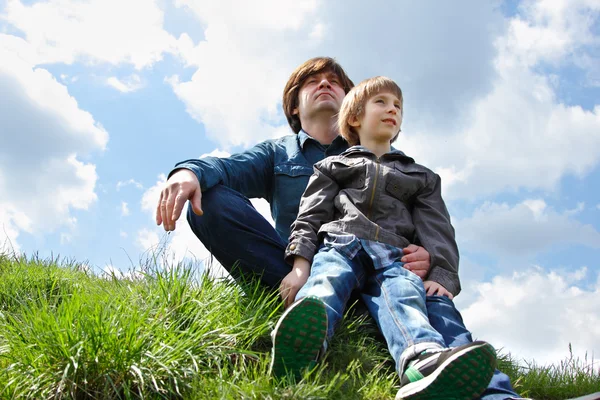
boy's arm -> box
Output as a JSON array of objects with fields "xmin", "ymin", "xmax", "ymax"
[
  {"xmin": 412, "ymin": 173, "xmax": 461, "ymax": 296},
  {"xmin": 285, "ymin": 161, "xmax": 339, "ymax": 265},
  {"xmin": 280, "ymin": 256, "xmax": 311, "ymax": 308}
]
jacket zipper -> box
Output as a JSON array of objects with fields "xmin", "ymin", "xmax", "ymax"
[{"xmin": 368, "ymin": 158, "xmax": 381, "ymax": 240}]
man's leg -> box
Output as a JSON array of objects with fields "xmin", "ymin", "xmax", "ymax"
[
  {"xmin": 187, "ymin": 184, "xmax": 290, "ymax": 288},
  {"xmin": 426, "ymin": 295, "xmax": 522, "ymax": 400}
]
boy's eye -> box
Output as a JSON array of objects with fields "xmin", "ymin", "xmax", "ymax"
[
  {"xmin": 376, "ymin": 99, "xmax": 385, "ymax": 103},
  {"xmin": 395, "ymin": 104, "xmax": 401, "ymax": 109}
]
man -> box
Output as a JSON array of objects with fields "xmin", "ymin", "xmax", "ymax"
[{"xmin": 156, "ymin": 57, "xmax": 521, "ymax": 399}]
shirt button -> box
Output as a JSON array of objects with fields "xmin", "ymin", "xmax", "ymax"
[{"xmin": 289, "ymin": 244, "xmax": 297, "ymax": 251}]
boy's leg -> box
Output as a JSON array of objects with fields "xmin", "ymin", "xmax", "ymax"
[
  {"xmin": 270, "ymin": 296, "xmax": 328, "ymax": 378},
  {"xmin": 426, "ymin": 295, "xmax": 522, "ymax": 400},
  {"xmin": 361, "ymin": 261, "xmax": 446, "ymax": 373},
  {"xmin": 270, "ymin": 246, "xmax": 363, "ymax": 378},
  {"xmin": 186, "ymin": 184, "xmax": 290, "ymax": 288},
  {"xmin": 362, "ymin": 262, "xmax": 496, "ymax": 400},
  {"xmin": 295, "ymin": 245, "xmax": 367, "ymax": 339}
]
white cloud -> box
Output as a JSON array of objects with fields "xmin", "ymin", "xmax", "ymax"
[
  {"xmin": 2, "ymin": 0, "xmax": 181, "ymax": 69},
  {"xmin": 168, "ymin": 0, "xmax": 324, "ymax": 148},
  {"xmin": 200, "ymin": 149, "xmax": 231, "ymax": 159},
  {"xmin": 455, "ymin": 199, "xmax": 600, "ymax": 257},
  {"xmin": 121, "ymin": 202, "xmax": 130, "ymax": 217},
  {"xmin": 461, "ymin": 266, "xmax": 600, "ymax": 367},
  {"xmin": 0, "ymin": 36, "xmax": 107, "ymax": 249},
  {"xmin": 106, "ymin": 74, "xmax": 144, "ymax": 93},
  {"xmin": 396, "ymin": 1, "xmax": 600, "ymax": 200},
  {"xmin": 120, "ymin": 230, "xmax": 128, "ymax": 239},
  {"xmin": 116, "ymin": 179, "xmax": 143, "ymax": 191}
]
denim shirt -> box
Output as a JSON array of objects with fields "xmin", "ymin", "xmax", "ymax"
[{"xmin": 169, "ymin": 130, "xmax": 349, "ymax": 241}]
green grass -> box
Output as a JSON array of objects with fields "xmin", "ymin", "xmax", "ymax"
[{"xmin": 0, "ymin": 252, "xmax": 598, "ymax": 399}]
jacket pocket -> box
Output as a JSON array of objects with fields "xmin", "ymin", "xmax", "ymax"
[
  {"xmin": 329, "ymin": 158, "xmax": 366, "ymax": 189},
  {"xmin": 385, "ymin": 163, "xmax": 427, "ymax": 202}
]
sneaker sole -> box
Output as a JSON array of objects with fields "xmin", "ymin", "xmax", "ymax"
[
  {"xmin": 396, "ymin": 341, "xmax": 497, "ymax": 400},
  {"xmin": 269, "ymin": 296, "xmax": 328, "ymax": 379}
]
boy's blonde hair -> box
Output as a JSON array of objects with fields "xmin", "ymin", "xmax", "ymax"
[{"xmin": 338, "ymin": 76, "xmax": 403, "ymax": 146}]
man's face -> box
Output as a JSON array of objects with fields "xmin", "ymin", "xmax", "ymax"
[
  {"xmin": 353, "ymin": 91, "xmax": 403, "ymax": 143},
  {"xmin": 293, "ymin": 70, "xmax": 346, "ymax": 120}
]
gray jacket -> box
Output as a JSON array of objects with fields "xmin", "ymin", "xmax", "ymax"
[{"xmin": 285, "ymin": 146, "xmax": 461, "ymax": 296}]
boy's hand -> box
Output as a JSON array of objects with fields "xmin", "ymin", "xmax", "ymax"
[
  {"xmin": 401, "ymin": 244, "xmax": 431, "ymax": 280},
  {"xmin": 424, "ymin": 281, "xmax": 453, "ymax": 300},
  {"xmin": 279, "ymin": 257, "xmax": 311, "ymax": 308}
]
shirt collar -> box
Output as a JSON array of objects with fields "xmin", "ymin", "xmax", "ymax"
[{"xmin": 298, "ymin": 130, "xmax": 348, "ymax": 150}]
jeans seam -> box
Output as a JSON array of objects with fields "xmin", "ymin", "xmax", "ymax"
[{"xmin": 375, "ymin": 274, "xmax": 413, "ymax": 355}]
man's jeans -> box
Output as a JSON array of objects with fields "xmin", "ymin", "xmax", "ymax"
[
  {"xmin": 296, "ymin": 245, "xmax": 445, "ymax": 373},
  {"xmin": 187, "ymin": 185, "xmax": 520, "ymax": 400}
]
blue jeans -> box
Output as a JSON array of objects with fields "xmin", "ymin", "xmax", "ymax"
[
  {"xmin": 296, "ymin": 244, "xmax": 445, "ymax": 372},
  {"xmin": 187, "ymin": 185, "xmax": 521, "ymax": 399}
]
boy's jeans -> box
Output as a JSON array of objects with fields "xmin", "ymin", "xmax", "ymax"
[
  {"xmin": 295, "ymin": 244, "xmax": 446, "ymax": 373},
  {"xmin": 187, "ymin": 185, "xmax": 520, "ymax": 400}
]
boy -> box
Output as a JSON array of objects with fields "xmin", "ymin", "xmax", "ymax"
[{"xmin": 271, "ymin": 76, "xmax": 496, "ymax": 399}]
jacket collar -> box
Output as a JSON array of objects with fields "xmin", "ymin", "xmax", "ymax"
[{"xmin": 341, "ymin": 145, "xmax": 415, "ymax": 163}]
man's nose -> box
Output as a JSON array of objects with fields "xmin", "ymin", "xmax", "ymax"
[{"xmin": 318, "ymin": 79, "xmax": 332, "ymax": 89}]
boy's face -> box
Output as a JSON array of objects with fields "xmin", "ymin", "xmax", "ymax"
[
  {"xmin": 351, "ymin": 91, "xmax": 403, "ymax": 143},
  {"xmin": 293, "ymin": 70, "xmax": 346, "ymax": 120}
]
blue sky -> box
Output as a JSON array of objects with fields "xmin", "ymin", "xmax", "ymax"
[{"xmin": 1, "ymin": 0, "xmax": 599, "ymax": 368}]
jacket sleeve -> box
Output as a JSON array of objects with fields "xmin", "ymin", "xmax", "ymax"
[
  {"xmin": 412, "ymin": 173, "xmax": 461, "ymax": 296},
  {"xmin": 285, "ymin": 161, "xmax": 339, "ymax": 265},
  {"xmin": 168, "ymin": 141, "xmax": 275, "ymax": 200}
]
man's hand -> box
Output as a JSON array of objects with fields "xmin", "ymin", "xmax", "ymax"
[
  {"xmin": 401, "ymin": 244, "xmax": 431, "ymax": 280},
  {"xmin": 156, "ymin": 169, "xmax": 203, "ymax": 231},
  {"xmin": 279, "ymin": 256, "xmax": 311, "ymax": 308},
  {"xmin": 424, "ymin": 281, "xmax": 453, "ymax": 300}
]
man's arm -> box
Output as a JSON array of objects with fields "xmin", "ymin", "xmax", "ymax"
[
  {"xmin": 156, "ymin": 141, "xmax": 275, "ymax": 231},
  {"xmin": 412, "ymin": 173, "xmax": 461, "ymax": 296}
]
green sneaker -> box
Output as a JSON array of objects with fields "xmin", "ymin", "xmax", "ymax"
[
  {"xmin": 396, "ymin": 341, "xmax": 497, "ymax": 400},
  {"xmin": 269, "ymin": 296, "xmax": 328, "ymax": 379}
]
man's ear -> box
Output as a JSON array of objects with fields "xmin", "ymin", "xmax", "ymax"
[{"xmin": 348, "ymin": 114, "xmax": 361, "ymax": 128}]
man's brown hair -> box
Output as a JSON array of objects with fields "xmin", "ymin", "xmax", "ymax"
[
  {"xmin": 283, "ymin": 57, "xmax": 354, "ymax": 133},
  {"xmin": 338, "ymin": 76, "xmax": 403, "ymax": 146}
]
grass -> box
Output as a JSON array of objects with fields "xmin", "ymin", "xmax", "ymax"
[{"xmin": 0, "ymin": 252, "xmax": 598, "ymax": 399}]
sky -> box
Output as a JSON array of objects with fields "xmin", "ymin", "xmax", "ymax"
[{"xmin": 1, "ymin": 0, "xmax": 599, "ymax": 370}]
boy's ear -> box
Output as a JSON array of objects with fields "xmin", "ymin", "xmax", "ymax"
[
  {"xmin": 292, "ymin": 107, "xmax": 299, "ymax": 115},
  {"xmin": 348, "ymin": 114, "xmax": 361, "ymax": 128}
]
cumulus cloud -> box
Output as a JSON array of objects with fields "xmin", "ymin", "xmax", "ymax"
[
  {"xmin": 395, "ymin": 1, "xmax": 600, "ymax": 200},
  {"xmin": 455, "ymin": 199, "xmax": 600, "ymax": 257},
  {"xmin": 120, "ymin": 202, "xmax": 130, "ymax": 217},
  {"xmin": 461, "ymin": 266, "xmax": 600, "ymax": 367},
  {"xmin": 106, "ymin": 74, "xmax": 144, "ymax": 93},
  {"xmin": 1, "ymin": 0, "xmax": 181, "ymax": 69},
  {"xmin": 0, "ymin": 36, "xmax": 107, "ymax": 249},
  {"xmin": 116, "ymin": 179, "xmax": 143, "ymax": 191},
  {"xmin": 167, "ymin": 0, "xmax": 324, "ymax": 148}
]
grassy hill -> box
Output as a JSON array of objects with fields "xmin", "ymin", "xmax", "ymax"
[{"xmin": 0, "ymin": 253, "xmax": 598, "ymax": 399}]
